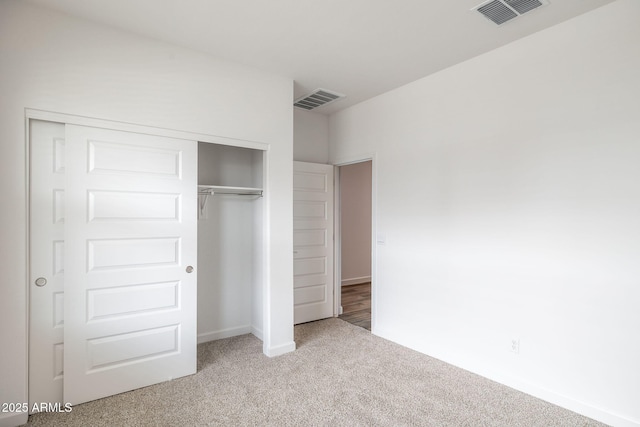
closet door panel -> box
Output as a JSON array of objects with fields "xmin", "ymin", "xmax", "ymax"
[
  {"xmin": 63, "ymin": 125, "xmax": 197, "ymax": 405},
  {"xmin": 29, "ymin": 120, "xmax": 66, "ymax": 409}
]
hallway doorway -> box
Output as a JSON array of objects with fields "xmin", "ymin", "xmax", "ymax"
[{"xmin": 336, "ymin": 160, "xmax": 372, "ymax": 330}]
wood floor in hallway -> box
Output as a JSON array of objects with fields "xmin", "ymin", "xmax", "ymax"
[{"xmin": 339, "ymin": 282, "xmax": 371, "ymax": 331}]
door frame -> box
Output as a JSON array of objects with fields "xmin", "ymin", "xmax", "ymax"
[
  {"xmin": 333, "ymin": 153, "xmax": 376, "ymax": 332},
  {"xmin": 24, "ymin": 108, "xmax": 270, "ymax": 404}
]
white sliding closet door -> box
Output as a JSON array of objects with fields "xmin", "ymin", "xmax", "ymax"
[
  {"xmin": 29, "ymin": 120, "xmax": 66, "ymax": 407},
  {"xmin": 62, "ymin": 124, "xmax": 198, "ymax": 405}
]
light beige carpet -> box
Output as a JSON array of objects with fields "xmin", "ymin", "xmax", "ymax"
[{"xmin": 27, "ymin": 318, "xmax": 606, "ymax": 426}]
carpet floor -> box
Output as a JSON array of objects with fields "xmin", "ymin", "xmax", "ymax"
[{"xmin": 27, "ymin": 318, "xmax": 605, "ymax": 426}]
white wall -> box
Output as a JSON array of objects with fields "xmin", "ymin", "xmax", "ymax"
[
  {"xmin": 0, "ymin": 3, "xmax": 294, "ymax": 426},
  {"xmin": 329, "ymin": 1, "xmax": 640, "ymax": 426},
  {"xmin": 293, "ymin": 109, "xmax": 329, "ymax": 163},
  {"xmin": 340, "ymin": 161, "xmax": 372, "ymax": 285}
]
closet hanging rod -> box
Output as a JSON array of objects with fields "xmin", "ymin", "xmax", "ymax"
[
  {"xmin": 198, "ymin": 191, "xmax": 263, "ymax": 197},
  {"xmin": 198, "ymin": 185, "xmax": 263, "ymax": 197},
  {"xmin": 197, "ymin": 185, "xmax": 262, "ymax": 217}
]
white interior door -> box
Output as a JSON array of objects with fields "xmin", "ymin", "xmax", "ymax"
[
  {"xmin": 29, "ymin": 120, "xmax": 66, "ymax": 407},
  {"xmin": 62, "ymin": 124, "xmax": 197, "ymax": 405},
  {"xmin": 293, "ymin": 161, "xmax": 334, "ymax": 324}
]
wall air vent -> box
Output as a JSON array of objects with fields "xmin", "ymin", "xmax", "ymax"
[
  {"xmin": 294, "ymin": 89, "xmax": 345, "ymax": 111},
  {"xmin": 473, "ymin": 0, "xmax": 548, "ymax": 25}
]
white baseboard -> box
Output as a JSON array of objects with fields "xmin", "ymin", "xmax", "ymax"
[
  {"xmin": 265, "ymin": 340, "xmax": 296, "ymax": 357},
  {"xmin": 341, "ymin": 276, "xmax": 371, "ymax": 286},
  {"xmin": 486, "ymin": 371, "xmax": 639, "ymax": 427},
  {"xmin": 0, "ymin": 411, "xmax": 28, "ymax": 427},
  {"xmin": 373, "ymin": 326, "xmax": 639, "ymax": 427},
  {"xmin": 197, "ymin": 325, "xmax": 252, "ymax": 344},
  {"xmin": 251, "ymin": 326, "xmax": 263, "ymax": 341}
]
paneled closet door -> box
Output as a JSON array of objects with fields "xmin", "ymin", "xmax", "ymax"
[
  {"xmin": 293, "ymin": 161, "xmax": 334, "ymax": 324},
  {"xmin": 29, "ymin": 120, "xmax": 66, "ymax": 408},
  {"xmin": 62, "ymin": 124, "xmax": 198, "ymax": 405}
]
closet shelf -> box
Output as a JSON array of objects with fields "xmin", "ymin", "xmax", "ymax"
[
  {"xmin": 198, "ymin": 185, "xmax": 263, "ymax": 197},
  {"xmin": 198, "ymin": 185, "xmax": 262, "ymax": 217}
]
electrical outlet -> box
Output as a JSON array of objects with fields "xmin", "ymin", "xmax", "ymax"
[{"xmin": 510, "ymin": 338, "xmax": 520, "ymax": 354}]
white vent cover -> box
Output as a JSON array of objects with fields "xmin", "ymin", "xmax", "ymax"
[
  {"xmin": 473, "ymin": 0, "xmax": 549, "ymax": 25},
  {"xmin": 294, "ymin": 89, "xmax": 345, "ymax": 111}
]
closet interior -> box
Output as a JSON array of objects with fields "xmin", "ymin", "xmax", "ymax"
[{"xmin": 197, "ymin": 142, "xmax": 265, "ymax": 343}]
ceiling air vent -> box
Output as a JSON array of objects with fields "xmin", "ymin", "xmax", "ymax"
[
  {"xmin": 294, "ymin": 89, "xmax": 345, "ymax": 111},
  {"xmin": 473, "ymin": 0, "xmax": 548, "ymax": 25}
]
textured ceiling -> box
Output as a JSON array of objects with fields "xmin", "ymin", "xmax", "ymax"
[{"xmin": 25, "ymin": 0, "xmax": 614, "ymax": 114}]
